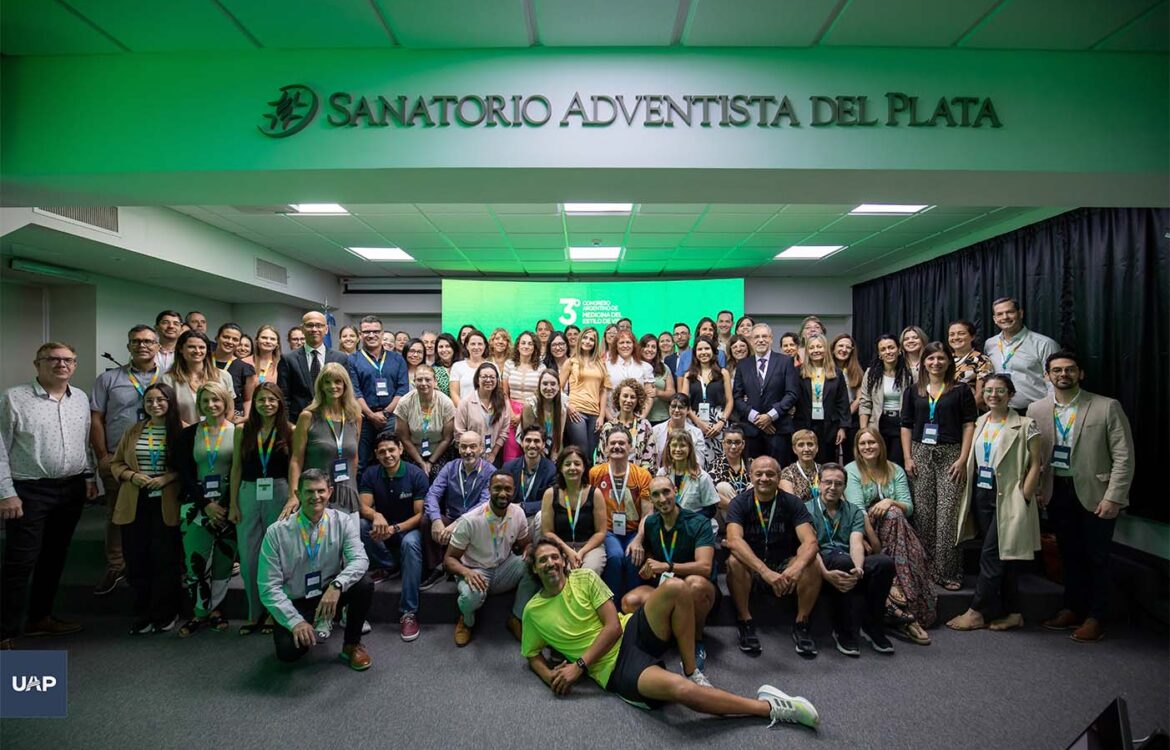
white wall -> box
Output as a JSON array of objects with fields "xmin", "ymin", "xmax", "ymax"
[{"xmin": 0, "ymin": 279, "xmax": 50, "ymax": 391}]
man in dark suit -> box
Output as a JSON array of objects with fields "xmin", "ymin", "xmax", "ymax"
[
  {"xmin": 732, "ymin": 324, "xmax": 801, "ymax": 467},
  {"xmin": 278, "ymin": 310, "xmax": 349, "ymax": 420}
]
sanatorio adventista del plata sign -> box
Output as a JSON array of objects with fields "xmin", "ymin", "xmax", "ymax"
[{"xmin": 259, "ymin": 85, "xmax": 1002, "ymax": 138}]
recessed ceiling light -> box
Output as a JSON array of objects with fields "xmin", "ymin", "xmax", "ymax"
[
  {"xmin": 775, "ymin": 245, "xmax": 845, "ymax": 260},
  {"xmin": 563, "ymin": 203, "xmax": 633, "ymax": 215},
  {"xmin": 348, "ymin": 247, "xmax": 414, "ymax": 261},
  {"xmin": 287, "ymin": 203, "xmax": 349, "ymax": 215},
  {"xmin": 849, "ymin": 204, "xmax": 930, "ymax": 215},
  {"xmin": 569, "ymin": 246, "xmax": 622, "ymax": 261}
]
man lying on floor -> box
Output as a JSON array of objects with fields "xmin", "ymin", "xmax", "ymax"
[{"xmin": 518, "ymin": 536, "xmax": 819, "ymax": 729}]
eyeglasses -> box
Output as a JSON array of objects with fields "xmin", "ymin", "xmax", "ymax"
[
  {"xmin": 302, "ymin": 323, "xmax": 327, "ymax": 330},
  {"xmin": 820, "ymin": 479, "xmax": 845, "ymax": 488},
  {"xmin": 982, "ymin": 388, "xmax": 1009, "ymax": 395},
  {"xmin": 143, "ymin": 397, "xmax": 169, "ymax": 405},
  {"xmin": 130, "ymin": 339, "xmax": 159, "ymax": 347},
  {"xmin": 38, "ymin": 357, "xmax": 76, "ymax": 366}
]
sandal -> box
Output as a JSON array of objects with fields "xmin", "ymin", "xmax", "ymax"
[
  {"xmin": 177, "ymin": 618, "xmax": 205, "ymax": 638},
  {"xmin": 941, "ymin": 580, "xmax": 963, "ymax": 592},
  {"xmin": 259, "ymin": 622, "xmax": 275, "ymax": 636},
  {"xmin": 899, "ymin": 622, "xmax": 932, "ymax": 646},
  {"xmin": 884, "ymin": 603, "xmax": 916, "ymax": 627},
  {"xmin": 208, "ymin": 612, "xmax": 229, "ymax": 632},
  {"xmin": 238, "ymin": 620, "xmax": 263, "ymax": 636},
  {"xmin": 888, "ymin": 586, "xmax": 907, "ymax": 607}
]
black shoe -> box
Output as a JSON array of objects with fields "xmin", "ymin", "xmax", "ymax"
[
  {"xmin": 792, "ymin": 621, "xmax": 817, "ymax": 658},
  {"xmin": 737, "ymin": 619, "xmax": 762, "ymax": 655},
  {"xmin": 861, "ymin": 625, "xmax": 896, "ymax": 654},
  {"xmin": 832, "ymin": 630, "xmax": 860, "ymax": 657},
  {"xmin": 420, "ymin": 568, "xmax": 446, "ymax": 591}
]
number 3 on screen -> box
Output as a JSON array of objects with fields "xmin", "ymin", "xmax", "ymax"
[{"xmin": 558, "ymin": 298, "xmax": 581, "ymax": 326}]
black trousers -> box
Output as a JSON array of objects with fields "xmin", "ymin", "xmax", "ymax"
[
  {"xmin": 820, "ymin": 550, "xmax": 895, "ymax": 637},
  {"xmin": 1, "ymin": 476, "xmax": 87, "ymax": 638},
  {"xmin": 273, "ymin": 575, "xmax": 374, "ymax": 662},
  {"xmin": 877, "ymin": 413, "xmax": 904, "ymax": 467},
  {"xmin": 970, "ymin": 483, "xmax": 1020, "ymax": 619},
  {"xmin": 1049, "ymin": 476, "xmax": 1115, "ymax": 621},
  {"xmin": 121, "ymin": 490, "xmax": 183, "ymax": 625},
  {"xmin": 808, "ymin": 419, "xmax": 841, "ymax": 464},
  {"xmin": 745, "ymin": 430, "xmax": 796, "ymax": 467}
]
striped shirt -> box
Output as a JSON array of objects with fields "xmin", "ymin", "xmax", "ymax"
[{"xmin": 134, "ymin": 424, "xmax": 169, "ymax": 475}]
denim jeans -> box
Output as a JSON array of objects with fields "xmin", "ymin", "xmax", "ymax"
[
  {"xmin": 359, "ymin": 519, "xmax": 421, "ymax": 615},
  {"xmin": 602, "ymin": 531, "xmax": 642, "ymax": 601}
]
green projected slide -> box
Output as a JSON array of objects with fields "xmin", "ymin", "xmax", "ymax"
[{"xmin": 442, "ymin": 278, "xmax": 744, "ymax": 336}]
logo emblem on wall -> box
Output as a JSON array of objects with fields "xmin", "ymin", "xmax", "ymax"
[{"xmin": 258, "ymin": 84, "xmax": 319, "ymax": 138}]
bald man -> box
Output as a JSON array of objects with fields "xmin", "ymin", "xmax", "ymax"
[
  {"xmin": 419, "ymin": 431, "xmax": 497, "ymax": 590},
  {"xmin": 278, "ymin": 310, "xmax": 349, "ymax": 419}
]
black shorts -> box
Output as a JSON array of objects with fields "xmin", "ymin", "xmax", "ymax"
[{"xmin": 604, "ymin": 607, "xmax": 670, "ymax": 709}]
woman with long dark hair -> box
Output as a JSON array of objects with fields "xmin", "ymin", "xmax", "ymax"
[
  {"xmin": 433, "ymin": 332, "xmax": 460, "ymax": 397},
  {"xmin": 161, "ymin": 330, "xmax": 234, "ymax": 425},
  {"xmin": 521, "ymin": 369, "xmax": 567, "ymax": 457},
  {"xmin": 503, "ymin": 331, "xmax": 544, "ymax": 463},
  {"xmin": 681, "ymin": 336, "xmax": 732, "ymax": 463},
  {"xmin": 454, "ymin": 363, "xmax": 509, "ymax": 466},
  {"xmin": 542, "ymin": 331, "xmax": 571, "ymax": 374},
  {"xmin": 639, "ymin": 333, "xmax": 675, "ymax": 425},
  {"xmin": 858, "ymin": 334, "xmax": 914, "ymax": 466},
  {"xmin": 539, "ymin": 445, "xmax": 607, "ymax": 576}
]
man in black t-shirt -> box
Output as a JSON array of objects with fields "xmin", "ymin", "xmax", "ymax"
[{"xmin": 725, "ymin": 455, "xmax": 821, "ymax": 659}]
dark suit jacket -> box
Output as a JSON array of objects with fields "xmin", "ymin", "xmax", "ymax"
[
  {"xmin": 278, "ymin": 347, "xmax": 349, "ymax": 419},
  {"xmin": 732, "ymin": 350, "xmax": 800, "ymax": 436},
  {"xmin": 793, "ymin": 374, "xmax": 851, "ymax": 431}
]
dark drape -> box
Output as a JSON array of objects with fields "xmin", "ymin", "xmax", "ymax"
[{"xmin": 851, "ymin": 208, "xmax": 1169, "ymax": 522}]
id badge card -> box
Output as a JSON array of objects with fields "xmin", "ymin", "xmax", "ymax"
[
  {"xmin": 148, "ymin": 487, "xmax": 162, "ymax": 498},
  {"xmin": 304, "ymin": 571, "xmax": 322, "ymax": 599},
  {"xmin": 420, "ymin": 438, "xmax": 432, "ymax": 458},
  {"xmin": 697, "ymin": 402, "xmax": 711, "ymax": 422},
  {"xmin": 811, "ymin": 404, "xmax": 825, "ymax": 421},
  {"xmin": 658, "ymin": 571, "xmax": 675, "ymax": 585},
  {"xmin": 374, "ymin": 378, "xmax": 390, "ymax": 397},
  {"xmin": 1051, "ymin": 445, "xmax": 1071, "ymax": 470},
  {"xmin": 611, "ymin": 512, "xmax": 627, "ymax": 536},
  {"xmin": 484, "ymin": 433, "xmax": 493, "ymax": 451},
  {"xmin": 202, "ymin": 474, "xmax": 222, "ymax": 498},
  {"xmin": 256, "ymin": 478, "xmax": 275, "ymax": 501},
  {"xmin": 921, "ymin": 423, "xmax": 940, "ymax": 445},
  {"xmin": 332, "ymin": 459, "xmax": 350, "ymax": 483},
  {"xmin": 545, "ymin": 436, "xmax": 553, "ymax": 453},
  {"xmin": 137, "ymin": 408, "xmax": 148, "ymax": 422},
  {"xmin": 976, "ymin": 466, "xmax": 994, "ymax": 490}
]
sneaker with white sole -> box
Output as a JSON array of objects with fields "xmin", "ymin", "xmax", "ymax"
[
  {"xmin": 339, "ymin": 610, "xmax": 372, "ymax": 635},
  {"xmin": 861, "ymin": 626, "xmax": 895, "ymax": 654},
  {"xmin": 757, "ymin": 684, "xmax": 819, "ymax": 729},
  {"xmin": 687, "ymin": 667, "xmax": 713, "ymax": 688}
]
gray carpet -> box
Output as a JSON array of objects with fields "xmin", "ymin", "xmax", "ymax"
[{"xmin": 2, "ymin": 607, "xmax": 1167, "ymax": 750}]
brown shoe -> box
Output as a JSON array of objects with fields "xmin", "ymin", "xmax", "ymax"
[
  {"xmin": 25, "ymin": 616, "xmax": 82, "ymax": 637},
  {"xmin": 454, "ymin": 615, "xmax": 473, "ymax": 647},
  {"xmin": 341, "ymin": 643, "xmax": 371, "ymax": 670},
  {"xmin": 0, "ymin": 638, "xmax": 15, "ymax": 650},
  {"xmin": 505, "ymin": 615, "xmax": 523, "ymax": 642},
  {"xmin": 1071, "ymin": 618, "xmax": 1105, "ymax": 643},
  {"xmin": 93, "ymin": 568, "xmax": 125, "ymax": 596},
  {"xmin": 1042, "ymin": 609, "xmax": 1083, "ymax": 631}
]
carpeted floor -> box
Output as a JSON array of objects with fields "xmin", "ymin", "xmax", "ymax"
[{"xmin": 2, "ymin": 607, "xmax": 1166, "ymax": 750}]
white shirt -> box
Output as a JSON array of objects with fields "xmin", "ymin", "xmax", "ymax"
[
  {"xmin": 606, "ymin": 358, "xmax": 654, "ymax": 388},
  {"xmin": 450, "ymin": 503, "xmax": 529, "ymax": 570},
  {"xmin": 649, "ymin": 421, "xmax": 709, "ymax": 469},
  {"xmin": 985, "ymin": 327, "xmax": 1059, "ymax": 409}
]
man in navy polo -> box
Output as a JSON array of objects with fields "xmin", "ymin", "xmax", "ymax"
[{"xmin": 347, "ymin": 315, "xmax": 409, "ymax": 472}]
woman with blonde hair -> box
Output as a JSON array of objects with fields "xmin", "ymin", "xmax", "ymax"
[
  {"xmin": 487, "ymin": 327, "xmax": 513, "ymax": 374},
  {"xmin": 252, "ymin": 325, "xmax": 283, "ymax": 387},
  {"xmin": 794, "ymin": 333, "xmax": 850, "ymax": 463},
  {"xmin": 283, "ymin": 362, "xmax": 363, "ymax": 518},
  {"xmin": 162, "ymin": 330, "xmax": 234, "ymax": 425},
  {"xmin": 521, "ymin": 369, "xmax": 568, "ymax": 457},
  {"xmin": 561, "ymin": 326, "xmax": 611, "ymax": 461},
  {"xmin": 656, "ymin": 429, "xmax": 719, "ymax": 517}
]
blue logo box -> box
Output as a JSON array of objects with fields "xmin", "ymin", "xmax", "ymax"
[{"xmin": 1, "ymin": 650, "xmax": 67, "ymax": 718}]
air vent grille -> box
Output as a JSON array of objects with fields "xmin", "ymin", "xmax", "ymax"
[
  {"xmin": 255, "ymin": 257, "xmax": 289, "ymax": 285},
  {"xmin": 35, "ymin": 206, "xmax": 119, "ymax": 233}
]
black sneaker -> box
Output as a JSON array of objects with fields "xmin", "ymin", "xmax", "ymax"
[
  {"xmin": 420, "ymin": 568, "xmax": 446, "ymax": 591},
  {"xmin": 792, "ymin": 621, "xmax": 818, "ymax": 658},
  {"xmin": 861, "ymin": 625, "xmax": 896, "ymax": 654},
  {"xmin": 737, "ymin": 619, "xmax": 762, "ymax": 655},
  {"xmin": 833, "ymin": 630, "xmax": 860, "ymax": 657}
]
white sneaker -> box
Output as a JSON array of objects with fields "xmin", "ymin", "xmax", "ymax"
[
  {"xmin": 687, "ymin": 667, "xmax": 713, "ymax": 688},
  {"xmin": 757, "ymin": 684, "xmax": 819, "ymax": 729}
]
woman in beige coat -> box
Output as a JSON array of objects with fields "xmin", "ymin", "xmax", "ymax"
[{"xmin": 947, "ymin": 374, "xmax": 1042, "ymax": 632}]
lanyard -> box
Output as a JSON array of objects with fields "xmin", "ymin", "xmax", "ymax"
[
  {"xmin": 257, "ymin": 357, "xmax": 274, "ymax": 383},
  {"xmin": 658, "ymin": 527, "xmax": 678, "ymax": 564},
  {"xmin": 997, "ymin": 334, "xmax": 1026, "ymax": 369},
  {"xmin": 257, "ymin": 427, "xmax": 277, "ymax": 477},
  {"xmin": 729, "ymin": 459, "xmax": 747, "ymax": 488},
  {"xmin": 795, "ymin": 462, "xmax": 820, "ymax": 501},
  {"xmin": 200, "ymin": 422, "xmax": 226, "ymax": 473},
  {"xmin": 127, "ymin": 367, "xmax": 159, "ymax": 397},
  {"xmin": 1053, "ymin": 397, "xmax": 1079, "ymax": 445},
  {"xmin": 146, "ymin": 426, "xmax": 162, "ymax": 473},
  {"xmin": 608, "ymin": 465, "xmax": 632, "ymax": 515},
  {"xmin": 485, "ymin": 504, "xmax": 510, "ymax": 557},
  {"xmin": 420, "ymin": 401, "xmax": 434, "ymax": 434},
  {"xmin": 816, "ymin": 497, "xmax": 843, "ymax": 547},
  {"xmin": 811, "ymin": 368, "xmax": 825, "ymax": 403},
  {"xmin": 458, "ymin": 463, "xmax": 481, "ymax": 500},
  {"xmin": 674, "ymin": 472, "xmax": 689, "ymax": 499},
  {"xmin": 753, "ymin": 494, "xmax": 779, "ymax": 547},
  {"xmin": 325, "ymin": 415, "xmax": 346, "ymax": 458},
  {"xmin": 298, "ymin": 513, "xmax": 327, "ymax": 562},
  {"xmin": 217, "ymin": 357, "xmax": 235, "ymax": 371},
  {"xmin": 564, "ymin": 488, "xmax": 585, "ymax": 542},
  {"xmin": 981, "ymin": 418, "xmax": 1005, "ymax": 463},
  {"xmin": 927, "ymin": 384, "xmax": 943, "ymax": 422},
  {"xmin": 361, "ymin": 349, "xmax": 386, "ymax": 376},
  {"xmin": 520, "ymin": 465, "xmax": 539, "ymax": 502}
]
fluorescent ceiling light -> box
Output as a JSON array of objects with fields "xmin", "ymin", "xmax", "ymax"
[
  {"xmin": 287, "ymin": 203, "xmax": 349, "ymax": 215},
  {"xmin": 849, "ymin": 204, "xmax": 930, "ymax": 215},
  {"xmin": 348, "ymin": 247, "xmax": 414, "ymax": 261},
  {"xmin": 775, "ymin": 245, "xmax": 845, "ymax": 260},
  {"xmin": 569, "ymin": 246, "xmax": 622, "ymax": 261},
  {"xmin": 563, "ymin": 203, "xmax": 633, "ymax": 215}
]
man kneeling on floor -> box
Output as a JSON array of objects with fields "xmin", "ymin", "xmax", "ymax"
[
  {"xmin": 520, "ymin": 536, "xmax": 820, "ymax": 729},
  {"xmin": 259, "ymin": 469, "xmax": 373, "ymax": 670},
  {"xmin": 444, "ymin": 473, "xmax": 536, "ymax": 646},
  {"xmin": 621, "ymin": 476, "xmax": 717, "ymax": 671}
]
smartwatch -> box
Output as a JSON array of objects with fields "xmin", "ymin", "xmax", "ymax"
[
  {"xmin": 575, "ymin": 657, "xmax": 588, "ymax": 671},
  {"xmin": 330, "ymin": 580, "xmax": 343, "ymax": 591}
]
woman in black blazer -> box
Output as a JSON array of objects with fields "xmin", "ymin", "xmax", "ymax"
[{"xmin": 794, "ymin": 334, "xmax": 851, "ymax": 463}]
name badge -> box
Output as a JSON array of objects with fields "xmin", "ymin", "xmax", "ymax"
[
  {"xmin": 304, "ymin": 571, "xmax": 322, "ymax": 599},
  {"xmin": 658, "ymin": 571, "xmax": 675, "ymax": 585},
  {"xmin": 374, "ymin": 378, "xmax": 390, "ymax": 397},
  {"xmin": 420, "ymin": 438, "xmax": 432, "ymax": 458},
  {"xmin": 137, "ymin": 408, "xmax": 148, "ymax": 422},
  {"xmin": 148, "ymin": 488, "xmax": 162, "ymax": 498},
  {"xmin": 484, "ymin": 433, "xmax": 493, "ymax": 451},
  {"xmin": 921, "ymin": 423, "xmax": 940, "ymax": 446},
  {"xmin": 697, "ymin": 402, "xmax": 711, "ymax": 422},
  {"xmin": 1051, "ymin": 445, "xmax": 1072, "ymax": 470},
  {"xmin": 976, "ymin": 465, "xmax": 995, "ymax": 490},
  {"xmin": 332, "ymin": 460, "xmax": 350, "ymax": 483},
  {"xmin": 545, "ymin": 436, "xmax": 553, "ymax": 453},
  {"xmin": 612, "ymin": 512, "xmax": 626, "ymax": 536},
  {"xmin": 811, "ymin": 404, "xmax": 825, "ymax": 421},
  {"xmin": 203, "ymin": 474, "xmax": 222, "ymax": 499},
  {"xmin": 256, "ymin": 477, "xmax": 274, "ymax": 501}
]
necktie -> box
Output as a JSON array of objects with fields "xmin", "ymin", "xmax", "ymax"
[
  {"xmin": 310, "ymin": 350, "xmax": 321, "ymax": 384},
  {"xmin": 758, "ymin": 357, "xmax": 767, "ymax": 379}
]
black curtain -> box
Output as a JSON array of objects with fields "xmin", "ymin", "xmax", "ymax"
[{"xmin": 851, "ymin": 207, "xmax": 1169, "ymax": 522}]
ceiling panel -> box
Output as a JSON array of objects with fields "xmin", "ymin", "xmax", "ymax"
[
  {"xmin": 625, "ymin": 233, "xmax": 685, "ymax": 248},
  {"xmin": 961, "ymin": 0, "xmax": 1159, "ymax": 49},
  {"xmin": 630, "ymin": 214, "xmax": 701, "ymax": 232},
  {"xmin": 739, "ymin": 232, "xmax": 810, "ymax": 248},
  {"xmin": 758, "ymin": 214, "xmax": 833, "ymax": 233},
  {"xmin": 426, "ymin": 213, "xmax": 503, "ymax": 233},
  {"xmin": 522, "ymin": 260, "xmax": 572, "ymax": 273},
  {"xmin": 537, "ymin": 0, "xmax": 679, "ymax": 46},
  {"xmin": 68, "ymin": 0, "xmax": 252, "ymax": 52},
  {"xmin": 685, "ymin": 0, "xmax": 841, "ymax": 46},
  {"xmin": 445, "ymin": 232, "xmax": 511, "ymax": 248},
  {"xmin": 514, "ymin": 248, "xmax": 567, "ymax": 260},
  {"xmin": 489, "ymin": 203, "xmax": 560, "ymax": 214},
  {"xmin": 386, "ymin": 233, "xmax": 454, "ymax": 249},
  {"xmin": 567, "ymin": 233, "xmax": 626, "ymax": 247},
  {"xmin": 222, "ymin": 0, "xmax": 393, "ymax": 48},
  {"xmin": 706, "ymin": 204, "xmax": 784, "ymax": 214},
  {"xmin": 1097, "ymin": 1, "xmax": 1170, "ymax": 50},
  {"xmin": 823, "ymin": 0, "xmax": 1002, "ymax": 47},
  {"xmin": 693, "ymin": 213, "xmax": 774, "ymax": 232},
  {"xmin": 360, "ymin": 214, "xmax": 438, "ymax": 234},
  {"xmin": 510, "ymin": 233, "xmax": 566, "ymax": 248},
  {"xmin": 680, "ymin": 232, "xmax": 750, "ymax": 247},
  {"xmin": 378, "ymin": 0, "xmax": 530, "ymax": 47},
  {"xmin": 565, "ymin": 215, "xmax": 633, "ymax": 233},
  {"xmin": 617, "ymin": 260, "xmax": 667, "ymax": 273},
  {"xmin": 496, "ymin": 214, "xmax": 565, "ymax": 233},
  {"xmin": 346, "ymin": 204, "xmax": 421, "ymax": 215},
  {"xmin": 636, "ymin": 204, "xmax": 705, "ymax": 214},
  {"xmin": 0, "ymin": 1, "xmax": 124, "ymax": 54},
  {"xmin": 283, "ymin": 215, "xmax": 371, "ymax": 233}
]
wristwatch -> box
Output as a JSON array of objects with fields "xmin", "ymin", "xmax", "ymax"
[
  {"xmin": 330, "ymin": 580, "xmax": 343, "ymax": 591},
  {"xmin": 575, "ymin": 657, "xmax": 588, "ymax": 671},
  {"xmin": 392, "ymin": 523, "xmax": 401, "ymax": 535},
  {"xmin": 667, "ymin": 561, "xmax": 675, "ymax": 574}
]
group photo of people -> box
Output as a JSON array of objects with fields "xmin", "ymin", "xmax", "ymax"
[{"xmin": 0, "ymin": 297, "xmax": 1136, "ymax": 729}]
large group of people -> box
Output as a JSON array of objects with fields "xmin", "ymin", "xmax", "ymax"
[{"xmin": 0, "ymin": 296, "xmax": 1136, "ymax": 729}]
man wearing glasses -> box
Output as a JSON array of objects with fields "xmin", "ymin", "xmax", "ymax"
[
  {"xmin": 278, "ymin": 310, "xmax": 349, "ymax": 419},
  {"xmin": 89, "ymin": 325, "xmax": 162, "ymax": 596},
  {"xmin": 0, "ymin": 342, "xmax": 100, "ymax": 649}
]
